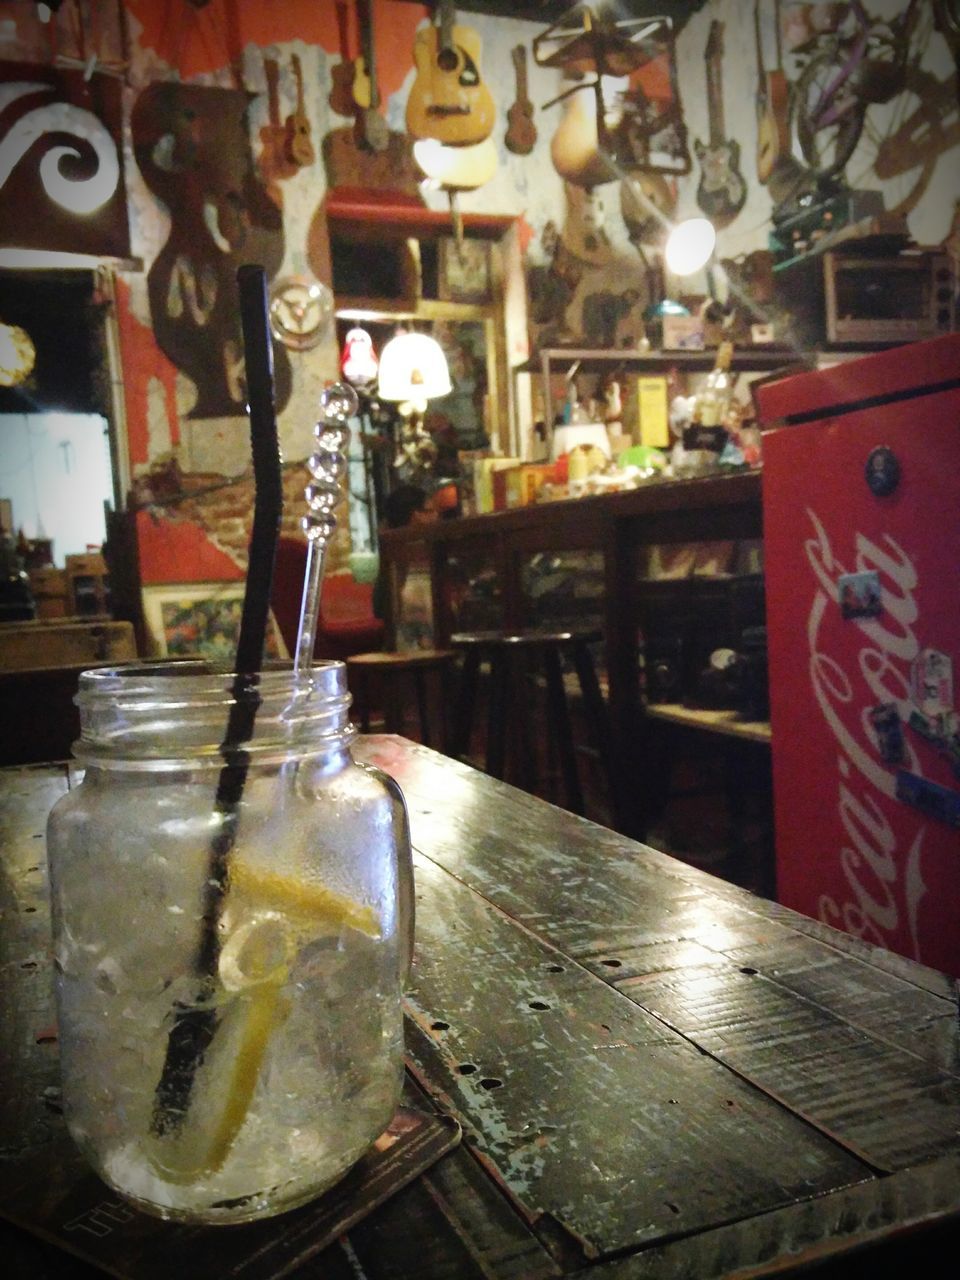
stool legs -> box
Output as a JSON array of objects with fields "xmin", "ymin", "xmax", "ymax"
[
  {"xmin": 353, "ymin": 669, "xmax": 372, "ymax": 733},
  {"xmin": 571, "ymin": 639, "xmax": 622, "ymax": 827},
  {"xmin": 449, "ymin": 631, "xmax": 619, "ymax": 831},
  {"xmin": 454, "ymin": 649, "xmax": 481, "ymax": 760},
  {"xmin": 414, "ymin": 669, "xmax": 431, "ymax": 748},
  {"xmin": 543, "ymin": 645, "xmax": 585, "ymax": 815},
  {"xmin": 486, "ymin": 648, "xmax": 510, "ymax": 779}
]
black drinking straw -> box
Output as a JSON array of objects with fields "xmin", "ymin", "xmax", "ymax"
[{"xmin": 151, "ymin": 264, "xmax": 283, "ymax": 1138}]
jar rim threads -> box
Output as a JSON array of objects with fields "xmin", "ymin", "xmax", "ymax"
[{"xmin": 72, "ymin": 661, "xmax": 355, "ymax": 768}]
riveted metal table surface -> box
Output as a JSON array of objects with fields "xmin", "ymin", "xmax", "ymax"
[{"xmin": 2, "ymin": 738, "xmax": 959, "ymax": 1279}]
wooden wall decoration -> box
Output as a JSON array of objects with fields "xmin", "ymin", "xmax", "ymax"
[
  {"xmin": 131, "ymin": 81, "xmax": 290, "ymax": 419},
  {"xmin": 0, "ymin": 63, "xmax": 130, "ymax": 259}
]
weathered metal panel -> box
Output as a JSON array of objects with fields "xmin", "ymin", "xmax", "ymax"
[
  {"xmin": 576, "ymin": 1154, "xmax": 960, "ymax": 1279},
  {"xmin": 404, "ymin": 854, "xmax": 869, "ymax": 1260},
  {"xmin": 617, "ymin": 963, "xmax": 960, "ymax": 1172},
  {"xmin": 716, "ymin": 934, "xmax": 960, "ymax": 1077}
]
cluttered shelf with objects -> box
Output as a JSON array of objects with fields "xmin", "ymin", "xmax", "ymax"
[{"xmin": 533, "ymin": 345, "xmax": 811, "ymax": 451}]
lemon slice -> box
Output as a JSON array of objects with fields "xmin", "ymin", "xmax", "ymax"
[
  {"xmin": 218, "ymin": 911, "xmax": 294, "ymax": 993},
  {"xmin": 147, "ymin": 869, "xmax": 376, "ymax": 1184},
  {"xmin": 228, "ymin": 861, "xmax": 379, "ymax": 938},
  {"xmin": 147, "ymin": 978, "xmax": 290, "ymax": 1184}
]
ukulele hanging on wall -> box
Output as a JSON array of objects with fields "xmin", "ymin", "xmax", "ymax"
[
  {"xmin": 505, "ymin": 44, "xmax": 537, "ymax": 155},
  {"xmin": 694, "ymin": 20, "xmax": 746, "ymax": 227},
  {"xmin": 405, "ymin": 0, "xmax": 495, "ymax": 147},
  {"xmin": 284, "ymin": 53, "xmax": 315, "ymax": 167}
]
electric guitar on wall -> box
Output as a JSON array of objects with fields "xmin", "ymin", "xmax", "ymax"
[
  {"xmin": 353, "ymin": 0, "xmax": 389, "ymax": 152},
  {"xmin": 405, "ymin": 0, "xmax": 495, "ymax": 147},
  {"xmin": 694, "ymin": 20, "xmax": 746, "ymax": 227},
  {"xmin": 753, "ymin": 0, "xmax": 789, "ymax": 185}
]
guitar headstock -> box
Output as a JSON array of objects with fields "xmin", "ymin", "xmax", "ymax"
[{"xmin": 705, "ymin": 19, "xmax": 724, "ymax": 64}]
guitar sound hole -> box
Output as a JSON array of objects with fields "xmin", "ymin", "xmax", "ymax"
[{"xmin": 438, "ymin": 49, "xmax": 458, "ymax": 72}]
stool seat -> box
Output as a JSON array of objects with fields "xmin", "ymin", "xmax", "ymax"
[
  {"xmin": 450, "ymin": 628, "xmax": 601, "ymax": 648},
  {"xmin": 347, "ymin": 648, "xmax": 457, "ymax": 669},
  {"xmin": 449, "ymin": 627, "xmax": 620, "ymax": 826},
  {"xmin": 346, "ymin": 649, "xmax": 459, "ymax": 749}
]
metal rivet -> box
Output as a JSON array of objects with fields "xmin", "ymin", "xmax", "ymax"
[{"xmin": 866, "ymin": 446, "xmax": 900, "ymax": 497}]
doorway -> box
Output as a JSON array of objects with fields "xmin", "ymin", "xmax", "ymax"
[
  {"xmin": 0, "ymin": 269, "xmax": 122, "ymax": 564},
  {"xmin": 0, "ymin": 411, "xmax": 113, "ymax": 564}
]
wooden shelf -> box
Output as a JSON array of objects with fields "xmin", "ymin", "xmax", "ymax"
[
  {"xmin": 535, "ymin": 347, "xmax": 806, "ymax": 374},
  {"xmin": 646, "ymin": 702, "xmax": 772, "ymax": 744},
  {"xmin": 534, "ymin": 347, "xmax": 812, "ymax": 441}
]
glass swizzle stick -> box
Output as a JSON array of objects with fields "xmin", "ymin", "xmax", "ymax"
[{"xmin": 294, "ymin": 382, "xmax": 360, "ymax": 676}]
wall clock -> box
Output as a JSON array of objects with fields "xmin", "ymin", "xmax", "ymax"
[{"xmin": 268, "ymin": 275, "xmax": 333, "ymax": 351}]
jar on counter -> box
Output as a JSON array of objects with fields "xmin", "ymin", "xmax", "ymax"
[{"xmin": 46, "ymin": 660, "xmax": 413, "ymax": 1225}]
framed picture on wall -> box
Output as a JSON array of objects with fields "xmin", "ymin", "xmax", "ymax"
[
  {"xmin": 437, "ymin": 237, "xmax": 491, "ymax": 303},
  {"xmin": 142, "ymin": 582, "xmax": 287, "ymax": 661}
]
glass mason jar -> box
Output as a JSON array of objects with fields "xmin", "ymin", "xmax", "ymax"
[{"xmin": 46, "ymin": 661, "xmax": 413, "ymax": 1225}]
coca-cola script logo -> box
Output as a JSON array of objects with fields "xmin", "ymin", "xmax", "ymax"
[{"xmin": 804, "ymin": 508, "xmax": 926, "ymax": 958}]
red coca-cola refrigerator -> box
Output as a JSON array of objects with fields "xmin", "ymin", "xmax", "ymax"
[{"xmin": 756, "ymin": 334, "xmax": 960, "ymax": 977}]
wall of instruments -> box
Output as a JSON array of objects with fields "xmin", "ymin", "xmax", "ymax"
[{"xmin": 1, "ymin": 0, "xmax": 957, "ymax": 585}]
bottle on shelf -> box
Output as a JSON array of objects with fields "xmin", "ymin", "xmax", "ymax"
[
  {"xmin": 677, "ymin": 341, "xmax": 735, "ymax": 476},
  {"xmin": 693, "ymin": 340, "xmax": 734, "ymax": 429}
]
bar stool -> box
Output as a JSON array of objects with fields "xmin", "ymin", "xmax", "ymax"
[
  {"xmin": 345, "ymin": 649, "xmax": 459, "ymax": 751},
  {"xmin": 449, "ymin": 628, "xmax": 622, "ymax": 825}
]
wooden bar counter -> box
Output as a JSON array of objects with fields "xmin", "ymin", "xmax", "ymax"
[
  {"xmin": 379, "ymin": 471, "xmax": 766, "ymax": 839},
  {"xmin": 2, "ymin": 738, "xmax": 959, "ymax": 1278}
]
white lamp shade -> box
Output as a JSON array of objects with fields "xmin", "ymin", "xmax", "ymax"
[
  {"xmin": 378, "ymin": 332, "xmax": 452, "ymax": 401},
  {"xmin": 664, "ymin": 217, "xmax": 717, "ymax": 276},
  {"xmin": 412, "ymin": 137, "xmax": 498, "ymax": 191}
]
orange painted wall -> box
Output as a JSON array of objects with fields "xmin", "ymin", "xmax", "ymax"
[{"xmin": 125, "ymin": 0, "xmax": 427, "ymax": 99}]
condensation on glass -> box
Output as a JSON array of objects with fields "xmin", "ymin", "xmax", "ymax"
[{"xmin": 46, "ymin": 661, "xmax": 413, "ymax": 1224}]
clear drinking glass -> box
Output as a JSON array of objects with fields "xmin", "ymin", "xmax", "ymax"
[{"xmin": 46, "ymin": 660, "xmax": 413, "ymax": 1224}]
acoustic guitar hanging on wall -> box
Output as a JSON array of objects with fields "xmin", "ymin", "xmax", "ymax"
[
  {"xmin": 353, "ymin": 0, "xmax": 389, "ymax": 152},
  {"xmin": 258, "ymin": 56, "xmax": 298, "ymax": 201},
  {"xmin": 694, "ymin": 20, "xmax": 746, "ymax": 227},
  {"xmin": 405, "ymin": 0, "xmax": 495, "ymax": 147},
  {"xmin": 329, "ymin": 0, "xmax": 356, "ymax": 118}
]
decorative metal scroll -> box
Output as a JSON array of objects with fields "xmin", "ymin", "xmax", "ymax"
[{"xmin": 0, "ymin": 62, "xmax": 130, "ymax": 258}]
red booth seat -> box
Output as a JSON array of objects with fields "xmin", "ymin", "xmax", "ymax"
[{"xmin": 271, "ymin": 537, "xmax": 384, "ymax": 661}]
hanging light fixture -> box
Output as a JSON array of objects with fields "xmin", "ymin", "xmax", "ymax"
[
  {"xmin": 376, "ymin": 330, "xmax": 453, "ymax": 479},
  {"xmin": 377, "ymin": 330, "xmax": 451, "ymax": 407},
  {"xmin": 0, "ymin": 320, "xmax": 37, "ymax": 387}
]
